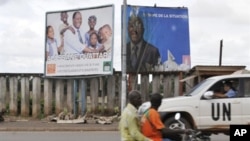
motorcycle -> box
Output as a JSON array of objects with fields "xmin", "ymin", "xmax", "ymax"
[{"xmin": 172, "ymin": 113, "xmax": 211, "ymax": 141}]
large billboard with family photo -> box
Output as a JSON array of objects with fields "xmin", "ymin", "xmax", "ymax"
[
  {"xmin": 124, "ymin": 5, "xmax": 190, "ymax": 73},
  {"xmin": 45, "ymin": 5, "xmax": 114, "ymax": 77}
]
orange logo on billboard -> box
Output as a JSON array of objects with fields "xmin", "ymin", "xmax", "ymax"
[{"xmin": 47, "ymin": 64, "xmax": 56, "ymax": 74}]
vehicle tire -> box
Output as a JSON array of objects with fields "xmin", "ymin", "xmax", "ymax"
[
  {"xmin": 164, "ymin": 116, "xmax": 192, "ymax": 141},
  {"xmin": 164, "ymin": 116, "xmax": 192, "ymax": 130},
  {"xmin": 201, "ymin": 137, "xmax": 211, "ymax": 141}
]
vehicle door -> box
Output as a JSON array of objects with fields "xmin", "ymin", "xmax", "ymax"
[
  {"xmin": 239, "ymin": 78, "xmax": 250, "ymax": 125},
  {"xmin": 198, "ymin": 78, "xmax": 241, "ymax": 129}
]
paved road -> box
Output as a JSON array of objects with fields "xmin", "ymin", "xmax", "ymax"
[
  {"xmin": 0, "ymin": 118, "xmax": 230, "ymax": 141},
  {"xmin": 0, "ymin": 131, "xmax": 229, "ymax": 141}
]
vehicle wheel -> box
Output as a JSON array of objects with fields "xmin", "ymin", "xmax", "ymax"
[
  {"xmin": 200, "ymin": 137, "xmax": 211, "ymax": 141},
  {"xmin": 164, "ymin": 116, "xmax": 192, "ymax": 141},
  {"xmin": 164, "ymin": 116, "xmax": 192, "ymax": 130}
]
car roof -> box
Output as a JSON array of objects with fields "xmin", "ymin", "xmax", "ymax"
[{"xmin": 207, "ymin": 74, "xmax": 250, "ymax": 80}]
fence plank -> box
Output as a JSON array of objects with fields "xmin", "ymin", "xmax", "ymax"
[
  {"xmin": 9, "ymin": 77, "xmax": 18, "ymax": 116},
  {"xmin": 100, "ymin": 77, "xmax": 105, "ymax": 113},
  {"xmin": 78, "ymin": 79, "xmax": 87, "ymax": 116},
  {"xmin": 116, "ymin": 74, "xmax": 122, "ymax": 110},
  {"xmin": 107, "ymin": 75, "xmax": 115, "ymax": 113},
  {"xmin": 141, "ymin": 74, "xmax": 149, "ymax": 102},
  {"xmin": 90, "ymin": 78, "xmax": 98, "ymax": 113},
  {"xmin": 163, "ymin": 75, "xmax": 172, "ymax": 97},
  {"xmin": 66, "ymin": 79, "xmax": 73, "ymax": 114},
  {"xmin": 44, "ymin": 79, "xmax": 52, "ymax": 116},
  {"xmin": 128, "ymin": 74, "xmax": 137, "ymax": 91},
  {"xmin": 0, "ymin": 77, "xmax": 6, "ymax": 110},
  {"xmin": 32, "ymin": 77, "xmax": 41, "ymax": 118},
  {"xmin": 55, "ymin": 79, "xmax": 64, "ymax": 115},
  {"xmin": 21, "ymin": 77, "xmax": 30, "ymax": 117},
  {"xmin": 174, "ymin": 75, "xmax": 180, "ymax": 97},
  {"xmin": 152, "ymin": 74, "xmax": 160, "ymax": 93}
]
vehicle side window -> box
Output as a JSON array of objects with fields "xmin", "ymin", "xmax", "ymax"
[
  {"xmin": 209, "ymin": 79, "xmax": 238, "ymax": 98},
  {"xmin": 243, "ymin": 78, "xmax": 250, "ymax": 97}
]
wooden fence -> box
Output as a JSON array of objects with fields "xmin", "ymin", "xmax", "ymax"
[{"xmin": 0, "ymin": 71, "xmax": 187, "ymax": 118}]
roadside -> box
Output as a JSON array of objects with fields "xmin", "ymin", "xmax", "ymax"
[{"xmin": 0, "ymin": 116, "xmax": 119, "ymax": 132}]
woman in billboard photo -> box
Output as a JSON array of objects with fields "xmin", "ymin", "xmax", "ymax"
[{"xmin": 99, "ymin": 24, "xmax": 113, "ymax": 53}]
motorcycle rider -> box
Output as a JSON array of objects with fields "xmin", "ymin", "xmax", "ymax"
[{"xmin": 141, "ymin": 93, "xmax": 191, "ymax": 141}]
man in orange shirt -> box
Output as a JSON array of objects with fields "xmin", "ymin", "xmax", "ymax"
[{"xmin": 141, "ymin": 93, "xmax": 189, "ymax": 141}]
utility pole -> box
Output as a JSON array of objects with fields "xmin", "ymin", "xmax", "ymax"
[
  {"xmin": 121, "ymin": 0, "xmax": 127, "ymax": 112},
  {"xmin": 219, "ymin": 39, "xmax": 223, "ymax": 66}
]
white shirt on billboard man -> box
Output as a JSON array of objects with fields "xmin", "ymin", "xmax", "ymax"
[{"xmin": 63, "ymin": 11, "xmax": 99, "ymax": 54}]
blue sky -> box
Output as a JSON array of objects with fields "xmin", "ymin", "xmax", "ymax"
[{"xmin": 0, "ymin": 0, "xmax": 249, "ymax": 73}]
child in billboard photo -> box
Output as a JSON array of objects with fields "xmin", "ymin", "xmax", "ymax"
[
  {"xmin": 85, "ymin": 15, "xmax": 98, "ymax": 46},
  {"xmin": 59, "ymin": 11, "xmax": 75, "ymax": 39},
  {"xmin": 88, "ymin": 32, "xmax": 103, "ymax": 50},
  {"xmin": 46, "ymin": 25, "xmax": 63, "ymax": 60},
  {"xmin": 126, "ymin": 14, "xmax": 160, "ymax": 73}
]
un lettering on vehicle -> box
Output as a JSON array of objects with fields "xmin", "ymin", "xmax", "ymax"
[{"xmin": 211, "ymin": 103, "xmax": 231, "ymax": 121}]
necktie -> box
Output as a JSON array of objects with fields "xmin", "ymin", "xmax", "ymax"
[
  {"xmin": 131, "ymin": 46, "xmax": 138, "ymax": 70},
  {"xmin": 77, "ymin": 29, "xmax": 83, "ymax": 44}
]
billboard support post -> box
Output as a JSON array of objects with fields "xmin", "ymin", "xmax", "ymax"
[{"xmin": 73, "ymin": 79, "xmax": 86, "ymax": 117}]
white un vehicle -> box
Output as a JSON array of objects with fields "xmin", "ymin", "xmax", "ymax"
[{"xmin": 139, "ymin": 74, "xmax": 250, "ymax": 137}]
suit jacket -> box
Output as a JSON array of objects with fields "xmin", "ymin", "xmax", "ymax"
[{"xmin": 126, "ymin": 40, "xmax": 160, "ymax": 73}]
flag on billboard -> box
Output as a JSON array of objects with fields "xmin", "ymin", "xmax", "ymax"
[
  {"xmin": 123, "ymin": 5, "xmax": 190, "ymax": 73},
  {"xmin": 45, "ymin": 5, "xmax": 114, "ymax": 77}
]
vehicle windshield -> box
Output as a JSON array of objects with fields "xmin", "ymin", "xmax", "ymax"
[{"xmin": 184, "ymin": 79, "xmax": 215, "ymax": 96}]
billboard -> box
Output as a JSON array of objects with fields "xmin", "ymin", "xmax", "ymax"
[
  {"xmin": 45, "ymin": 5, "xmax": 114, "ymax": 77},
  {"xmin": 124, "ymin": 5, "xmax": 190, "ymax": 73}
]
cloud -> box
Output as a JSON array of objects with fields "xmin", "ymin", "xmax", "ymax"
[
  {"xmin": 0, "ymin": 0, "xmax": 8, "ymax": 6},
  {"xmin": 0, "ymin": 0, "xmax": 249, "ymax": 74}
]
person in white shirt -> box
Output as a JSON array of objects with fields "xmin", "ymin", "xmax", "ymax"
[{"xmin": 64, "ymin": 11, "xmax": 101, "ymax": 54}]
